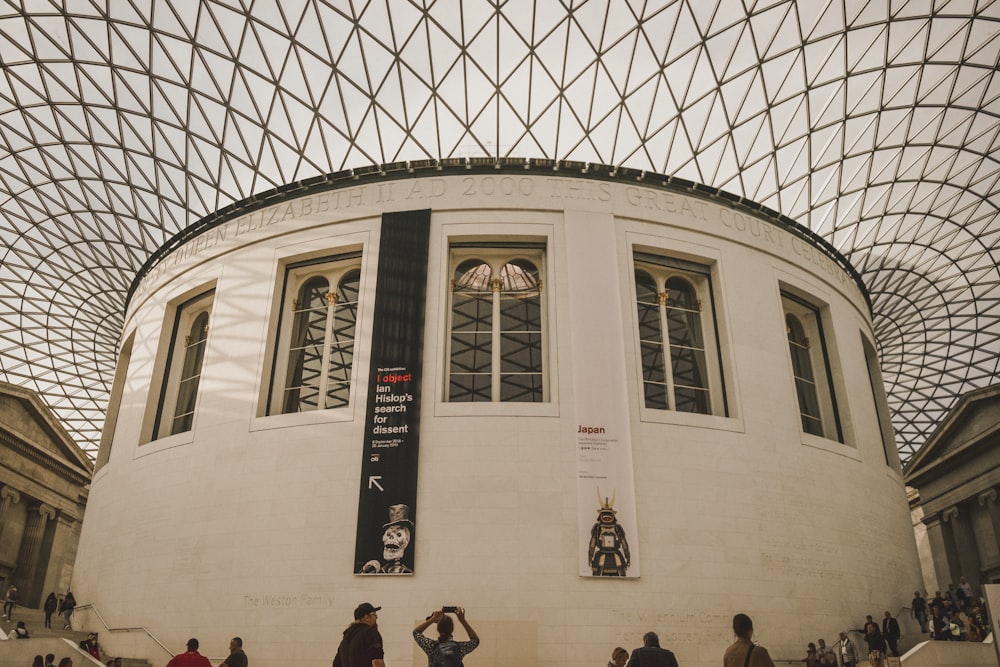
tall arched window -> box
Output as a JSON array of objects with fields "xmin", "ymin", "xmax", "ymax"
[
  {"xmin": 786, "ymin": 312, "xmax": 822, "ymax": 436},
  {"xmin": 150, "ymin": 289, "xmax": 214, "ymax": 441},
  {"xmin": 665, "ymin": 276, "xmax": 709, "ymax": 412},
  {"xmin": 448, "ymin": 246, "xmax": 545, "ymax": 402},
  {"xmin": 269, "ymin": 253, "xmax": 362, "ymax": 415},
  {"xmin": 173, "ymin": 310, "xmax": 209, "ymax": 433},
  {"xmin": 634, "ymin": 252, "xmax": 725, "ymax": 416},
  {"xmin": 782, "ymin": 292, "xmax": 842, "ymax": 442}
]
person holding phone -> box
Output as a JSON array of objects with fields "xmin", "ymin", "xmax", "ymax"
[{"xmin": 412, "ymin": 607, "xmax": 479, "ymax": 667}]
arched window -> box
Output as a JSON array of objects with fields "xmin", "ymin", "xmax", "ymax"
[
  {"xmin": 173, "ymin": 310, "xmax": 210, "ymax": 433},
  {"xmin": 782, "ymin": 292, "xmax": 842, "ymax": 441},
  {"xmin": 786, "ymin": 313, "xmax": 822, "ymax": 435},
  {"xmin": 636, "ymin": 269, "xmax": 667, "ymax": 409},
  {"xmin": 150, "ymin": 289, "xmax": 214, "ymax": 442},
  {"xmin": 665, "ymin": 276, "xmax": 709, "ymax": 413},
  {"xmin": 269, "ymin": 254, "xmax": 362, "ymax": 415},
  {"xmin": 634, "ymin": 253, "xmax": 724, "ymax": 416},
  {"xmin": 448, "ymin": 247, "xmax": 545, "ymax": 402}
]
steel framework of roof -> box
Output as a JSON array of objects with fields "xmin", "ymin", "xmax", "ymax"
[{"xmin": 1, "ymin": 1, "xmax": 998, "ymax": 462}]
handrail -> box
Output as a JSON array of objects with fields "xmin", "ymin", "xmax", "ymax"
[
  {"xmin": 771, "ymin": 607, "xmax": 920, "ymax": 664},
  {"xmin": 73, "ymin": 602, "xmax": 174, "ymax": 659}
]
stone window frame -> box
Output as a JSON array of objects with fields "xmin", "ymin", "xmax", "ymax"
[
  {"xmin": 632, "ymin": 251, "xmax": 728, "ymax": 417},
  {"xmin": 781, "ymin": 291, "xmax": 843, "ymax": 443},
  {"xmin": 149, "ymin": 289, "xmax": 215, "ymax": 441},
  {"xmin": 445, "ymin": 242, "xmax": 548, "ymax": 404},
  {"xmin": 266, "ymin": 251, "xmax": 363, "ymax": 416}
]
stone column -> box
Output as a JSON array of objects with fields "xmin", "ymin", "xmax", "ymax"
[
  {"xmin": 13, "ymin": 503, "xmax": 55, "ymax": 603},
  {"xmin": 977, "ymin": 489, "xmax": 1000, "ymax": 583},
  {"xmin": 946, "ymin": 503, "xmax": 983, "ymax": 591},
  {"xmin": 0, "ymin": 487, "xmax": 22, "ymax": 550},
  {"xmin": 923, "ymin": 510, "xmax": 958, "ymax": 591},
  {"xmin": 0, "ymin": 484, "xmax": 21, "ymax": 584}
]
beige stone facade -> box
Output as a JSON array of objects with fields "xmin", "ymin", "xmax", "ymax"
[
  {"xmin": 905, "ymin": 384, "xmax": 1000, "ymax": 595},
  {"xmin": 74, "ymin": 166, "xmax": 921, "ymax": 667},
  {"xmin": 0, "ymin": 382, "xmax": 92, "ymax": 607}
]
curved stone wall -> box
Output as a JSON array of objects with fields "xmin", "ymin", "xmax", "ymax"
[{"xmin": 74, "ymin": 165, "xmax": 919, "ymax": 667}]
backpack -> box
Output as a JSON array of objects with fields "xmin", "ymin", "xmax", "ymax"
[{"xmin": 430, "ymin": 640, "xmax": 463, "ymax": 667}]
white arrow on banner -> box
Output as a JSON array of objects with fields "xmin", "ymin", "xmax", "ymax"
[{"xmin": 368, "ymin": 476, "xmax": 384, "ymax": 491}]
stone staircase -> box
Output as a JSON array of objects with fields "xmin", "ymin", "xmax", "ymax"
[
  {"xmin": 0, "ymin": 603, "xmax": 91, "ymax": 644},
  {"xmin": 0, "ymin": 606, "xmax": 151, "ymax": 667}
]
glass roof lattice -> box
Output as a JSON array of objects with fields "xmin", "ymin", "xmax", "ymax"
[{"xmin": 1, "ymin": 1, "xmax": 998, "ymax": 464}]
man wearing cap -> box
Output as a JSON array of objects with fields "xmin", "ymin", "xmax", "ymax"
[
  {"xmin": 166, "ymin": 638, "xmax": 212, "ymax": 667},
  {"xmin": 333, "ymin": 602, "xmax": 385, "ymax": 667}
]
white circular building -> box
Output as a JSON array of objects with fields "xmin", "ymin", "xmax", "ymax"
[{"xmin": 73, "ymin": 161, "xmax": 920, "ymax": 667}]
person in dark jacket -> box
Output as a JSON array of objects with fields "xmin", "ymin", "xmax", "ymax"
[
  {"xmin": 43, "ymin": 593, "xmax": 57, "ymax": 628},
  {"xmin": 333, "ymin": 602, "xmax": 385, "ymax": 667},
  {"xmin": 60, "ymin": 591, "xmax": 76, "ymax": 629},
  {"xmin": 13, "ymin": 620, "xmax": 29, "ymax": 638},
  {"xmin": 625, "ymin": 631, "xmax": 679, "ymax": 667},
  {"xmin": 864, "ymin": 623, "xmax": 886, "ymax": 665},
  {"xmin": 881, "ymin": 611, "xmax": 901, "ymax": 656},
  {"xmin": 931, "ymin": 605, "xmax": 951, "ymax": 641}
]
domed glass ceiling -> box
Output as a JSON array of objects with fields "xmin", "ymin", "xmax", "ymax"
[{"xmin": 1, "ymin": 1, "xmax": 998, "ymax": 463}]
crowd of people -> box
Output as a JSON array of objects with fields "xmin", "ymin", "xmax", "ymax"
[
  {"xmin": 331, "ymin": 603, "xmax": 779, "ymax": 667},
  {"xmin": 796, "ymin": 579, "xmax": 993, "ymax": 667},
  {"xmin": 1, "ymin": 585, "xmax": 994, "ymax": 667},
  {"xmin": 0, "ymin": 587, "xmax": 82, "ymax": 641},
  {"xmin": 3, "ymin": 586, "xmax": 77, "ymax": 630},
  {"xmin": 915, "ymin": 579, "xmax": 991, "ymax": 643}
]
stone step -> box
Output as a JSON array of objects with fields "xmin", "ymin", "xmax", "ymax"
[
  {"xmin": 0, "ymin": 606, "xmax": 150, "ymax": 667},
  {"xmin": 0, "ymin": 605, "xmax": 89, "ymax": 642}
]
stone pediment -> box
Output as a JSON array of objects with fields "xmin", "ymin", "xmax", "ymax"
[
  {"xmin": 905, "ymin": 383, "xmax": 1000, "ymax": 485},
  {"xmin": 0, "ymin": 381, "xmax": 92, "ymax": 477}
]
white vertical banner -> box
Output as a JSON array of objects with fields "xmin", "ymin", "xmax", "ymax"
[{"xmin": 564, "ymin": 210, "xmax": 641, "ymax": 578}]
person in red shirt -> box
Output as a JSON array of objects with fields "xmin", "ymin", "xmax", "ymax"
[{"xmin": 166, "ymin": 638, "xmax": 212, "ymax": 667}]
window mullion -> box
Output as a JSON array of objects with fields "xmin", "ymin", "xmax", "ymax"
[
  {"xmin": 319, "ymin": 291, "xmax": 337, "ymax": 409},
  {"xmin": 659, "ymin": 289, "xmax": 677, "ymax": 411},
  {"xmin": 492, "ymin": 276, "xmax": 502, "ymax": 402}
]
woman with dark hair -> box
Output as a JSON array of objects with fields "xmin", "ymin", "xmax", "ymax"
[
  {"xmin": 60, "ymin": 592, "xmax": 76, "ymax": 630},
  {"xmin": 57, "ymin": 659, "xmax": 72, "ymax": 667},
  {"xmin": 32, "ymin": 656, "xmax": 43, "ymax": 667},
  {"xmin": 723, "ymin": 613, "xmax": 776, "ymax": 667},
  {"xmin": 412, "ymin": 607, "xmax": 480, "ymax": 666},
  {"xmin": 801, "ymin": 642, "xmax": 821, "ymax": 667}
]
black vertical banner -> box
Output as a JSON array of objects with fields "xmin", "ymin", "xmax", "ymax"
[{"xmin": 354, "ymin": 209, "xmax": 431, "ymax": 575}]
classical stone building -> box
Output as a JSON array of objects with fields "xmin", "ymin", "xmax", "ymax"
[
  {"xmin": 0, "ymin": 381, "xmax": 92, "ymax": 607},
  {"xmin": 905, "ymin": 383, "xmax": 1000, "ymax": 594},
  {"xmin": 73, "ymin": 164, "xmax": 921, "ymax": 667}
]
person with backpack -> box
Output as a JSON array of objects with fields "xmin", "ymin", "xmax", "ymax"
[
  {"xmin": 60, "ymin": 591, "xmax": 76, "ymax": 630},
  {"xmin": 412, "ymin": 607, "xmax": 480, "ymax": 667}
]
